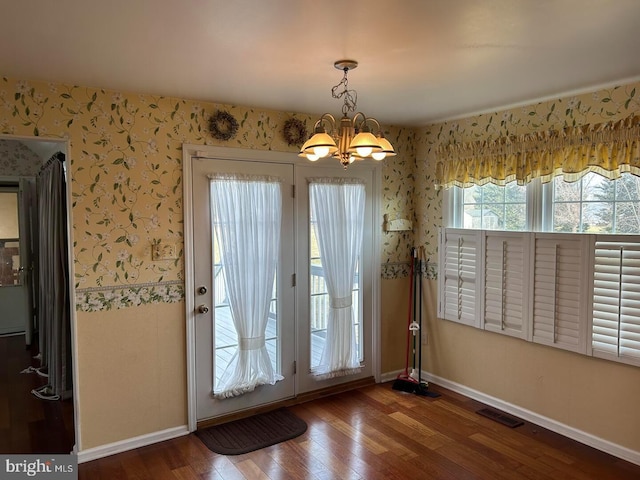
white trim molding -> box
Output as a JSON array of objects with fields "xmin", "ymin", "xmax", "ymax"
[
  {"xmin": 77, "ymin": 426, "xmax": 190, "ymax": 463},
  {"xmin": 381, "ymin": 369, "xmax": 640, "ymax": 467}
]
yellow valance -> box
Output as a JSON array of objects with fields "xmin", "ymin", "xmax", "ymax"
[{"xmin": 435, "ymin": 115, "xmax": 640, "ymax": 189}]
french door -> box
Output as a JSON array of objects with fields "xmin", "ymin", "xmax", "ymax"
[
  {"xmin": 192, "ymin": 158, "xmax": 295, "ymax": 420},
  {"xmin": 294, "ymin": 164, "xmax": 375, "ymax": 394},
  {"xmin": 187, "ymin": 147, "xmax": 378, "ymax": 424}
]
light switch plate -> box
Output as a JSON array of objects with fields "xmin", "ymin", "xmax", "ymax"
[
  {"xmin": 385, "ymin": 218, "xmax": 413, "ymax": 231},
  {"xmin": 152, "ymin": 243, "xmax": 177, "ymax": 260}
]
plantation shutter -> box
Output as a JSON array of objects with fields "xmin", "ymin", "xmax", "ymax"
[
  {"xmin": 592, "ymin": 236, "xmax": 640, "ymax": 367},
  {"xmin": 530, "ymin": 234, "xmax": 589, "ymax": 353},
  {"xmin": 438, "ymin": 228, "xmax": 482, "ymax": 328},
  {"xmin": 483, "ymin": 232, "xmax": 529, "ymax": 339}
]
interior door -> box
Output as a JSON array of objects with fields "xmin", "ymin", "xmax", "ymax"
[
  {"xmin": 0, "ymin": 182, "xmax": 32, "ymax": 336},
  {"xmin": 192, "ymin": 157, "xmax": 295, "ymax": 421}
]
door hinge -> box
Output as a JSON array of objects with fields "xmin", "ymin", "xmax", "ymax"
[
  {"xmin": 292, "ymin": 273, "xmax": 296, "ymax": 287},
  {"xmin": 293, "ymin": 361, "xmax": 297, "ymax": 375}
]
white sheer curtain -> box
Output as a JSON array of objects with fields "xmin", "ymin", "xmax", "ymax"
[
  {"xmin": 309, "ymin": 178, "xmax": 365, "ymax": 379},
  {"xmin": 209, "ymin": 174, "xmax": 283, "ymax": 399}
]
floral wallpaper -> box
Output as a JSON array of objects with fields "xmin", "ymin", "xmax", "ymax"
[
  {"xmin": 0, "ymin": 139, "xmax": 42, "ymax": 176},
  {"xmin": 3, "ymin": 74, "xmax": 637, "ymax": 307},
  {"xmin": 0, "ymin": 75, "xmax": 416, "ymax": 309},
  {"xmin": 380, "ymin": 125, "xmax": 417, "ymax": 278},
  {"xmin": 415, "ymin": 81, "xmax": 640, "ymax": 262}
]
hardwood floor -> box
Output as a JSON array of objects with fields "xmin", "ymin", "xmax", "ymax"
[
  {"xmin": 79, "ymin": 382, "xmax": 640, "ymax": 479},
  {"xmin": 0, "ymin": 334, "xmax": 75, "ymax": 454}
]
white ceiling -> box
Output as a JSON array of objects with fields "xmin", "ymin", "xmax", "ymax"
[{"xmin": 1, "ymin": 0, "xmax": 640, "ymax": 126}]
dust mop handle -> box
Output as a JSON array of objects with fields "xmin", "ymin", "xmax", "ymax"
[{"xmin": 418, "ymin": 247, "xmax": 423, "ymax": 385}]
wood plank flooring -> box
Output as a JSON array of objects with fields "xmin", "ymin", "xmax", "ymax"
[
  {"xmin": 0, "ymin": 333, "xmax": 75, "ymax": 454},
  {"xmin": 78, "ymin": 382, "xmax": 640, "ymax": 479}
]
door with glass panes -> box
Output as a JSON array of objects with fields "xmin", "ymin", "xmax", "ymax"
[
  {"xmin": 295, "ymin": 164, "xmax": 374, "ymax": 394},
  {"xmin": 193, "ymin": 158, "xmax": 295, "ymax": 420},
  {"xmin": 191, "ymin": 155, "xmax": 375, "ymax": 421}
]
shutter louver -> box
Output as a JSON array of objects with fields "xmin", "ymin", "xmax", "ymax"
[
  {"xmin": 483, "ymin": 232, "xmax": 529, "ymax": 339},
  {"xmin": 438, "ymin": 228, "xmax": 482, "ymax": 328},
  {"xmin": 531, "ymin": 234, "xmax": 588, "ymax": 353},
  {"xmin": 592, "ymin": 237, "xmax": 640, "ymax": 367}
]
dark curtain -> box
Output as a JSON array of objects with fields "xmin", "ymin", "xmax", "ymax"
[{"xmin": 36, "ymin": 152, "xmax": 72, "ymax": 400}]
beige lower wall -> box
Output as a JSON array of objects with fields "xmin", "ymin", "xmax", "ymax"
[
  {"xmin": 75, "ymin": 302, "xmax": 187, "ymax": 449},
  {"xmin": 380, "ymin": 277, "xmax": 413, "ymax": 373},
  {"xmin": 74, "ymin": 277, "xmax": 640, "ymax": 455},
  {"xmin": 420, "ymin": 278, "xmax": 640, "ymax": 453},
  {"xmin": 74, "ymin": 279, "xmax": 411, "ymax": 450}
]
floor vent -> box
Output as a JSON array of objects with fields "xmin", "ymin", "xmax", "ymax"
[{"xmin": 476, "ymin": 407, "xmax": 524, "ymax": 428}]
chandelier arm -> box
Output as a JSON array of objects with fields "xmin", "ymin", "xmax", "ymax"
[
  {"xmin": 351, "ymin": 112, "xmax": 369, "ymax": 131},
  {"xmin": 365, "ymin": 117, "xmax": 382, "ymax": 133},
  {"xmin": 313, "ymin": 113, "xmax": 337, "ymax": 136},
  {"xmin": 351, "ymin": 113, "xmax": 383, "ymax": 134}
]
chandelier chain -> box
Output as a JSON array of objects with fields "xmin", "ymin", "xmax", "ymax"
[{"xmin": 331, "ymin": 68, "xmax": 358, "ymax": 116}]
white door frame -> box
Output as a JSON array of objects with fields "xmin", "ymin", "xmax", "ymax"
[{"xmin": 182, "ymin": 144, "xmax": 381, "ymax": 432}]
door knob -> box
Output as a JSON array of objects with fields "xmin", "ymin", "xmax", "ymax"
[{"xmin": 197, "ymin": 304, "xmax": 209, "ymax": 314}]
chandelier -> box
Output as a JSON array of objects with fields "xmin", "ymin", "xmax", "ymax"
[{"xmin": 299, "ymin": 60, "xmax": 396, "ymax": 168}]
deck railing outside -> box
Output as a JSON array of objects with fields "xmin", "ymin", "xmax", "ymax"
[{"xmin": 212, "ymin": 263, "xmax": 360, "ymax": 384}]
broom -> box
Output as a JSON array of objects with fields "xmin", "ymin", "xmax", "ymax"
[
  {"xmin": 413, "ymin": 247, "xmax": 441, "ymax": 398},
  {"xmin": 392, "ymin": 248, "xmax": 420, "ymax": 393}
]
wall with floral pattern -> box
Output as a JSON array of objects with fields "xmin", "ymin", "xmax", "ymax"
[
  {"xmin": 0, "ymin": 139, "xmax": 42, "ymax": 176},
  {"xmin": 413, "ymin": 80, "xmax": 640, "ymax": 454},
  {"xmin": 415, "ymin": 80, "xmax": 640, "ymax": 256},
  {"xmin": 0, "ymin": 77, "xmax": 416, "ymax": 308},
  {"xmin": 0, "ymin": 74, "xmax": 416, "ymax": 450}
]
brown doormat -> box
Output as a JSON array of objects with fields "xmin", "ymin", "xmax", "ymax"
[{"xmin": 195, "ymin": 408, "xmax": 307, "ymax": 455}]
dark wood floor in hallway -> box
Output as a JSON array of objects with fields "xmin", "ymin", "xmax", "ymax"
[
  {"xmin": 0, "ymin": 333, "xmax": 75, "ymax": 454},
  {"xmin": 78, "ymin": 382, "xmax": 640, "ymax": 479}
]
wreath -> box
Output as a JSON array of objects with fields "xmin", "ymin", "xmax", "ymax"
[
  {"xmin": 282, "ymin": 117, "xmax": 308, "ymax": 146},
  {"xmin": 209, "ymin": 110, "xmax": 239, "ymax": 141}
]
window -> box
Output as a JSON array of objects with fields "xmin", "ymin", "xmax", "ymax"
[
  {"xmin": 552, "ymin": 173, "xmax": 640, "ymax": 234},
  {"xmin": 447, "ymin": 172, "xmax": 640, "ymax": 235},
  {"xmin": 483, "ymin": 231, "xmax": 529, "ymax": 339},
  {"xmin": 438, "ymin": 229, "xmax": 481, "ymax": 328},
  {"xmin": 441, "ymin": 172, "xmax": 640, "ymax": 368},
  {"xmin": 592, "ymin": 237, "xmax": 640, "ymax": 366},
  {"xmin": 462, "ymin": 183, "xmax": 527, "ymax": 230}
]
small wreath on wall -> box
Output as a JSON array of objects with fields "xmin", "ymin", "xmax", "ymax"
[
  {"xmin": 209, "ymin": 110, "xmax": 239, "ymax": 141},
  {"xmin": 282, "ymin": 117, "xmax": 308, "ymax": 147}
]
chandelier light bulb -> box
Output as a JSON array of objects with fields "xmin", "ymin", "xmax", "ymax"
[
  {"xmin": 372, "ymin": 151, "xmax": 386, "ymax": 161},
  {"xmin": 313, "ymin": 146, "xmax": 331, "ymax": 158},
  {"xmin": 307, "ymin": 153, "xmax": 319, "ymax": 161},
  {"xmin": 356, "ymin": 146, "xmax": 373, "ymax": 157}
]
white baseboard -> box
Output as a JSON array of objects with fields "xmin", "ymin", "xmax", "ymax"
[
  {"xmin": 77, "ymin": 425, "xmax": 190, "ymax": 463},
  {"xmin": 381, "ymin": 369, "xmax": 640, "ymax": 467}
]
